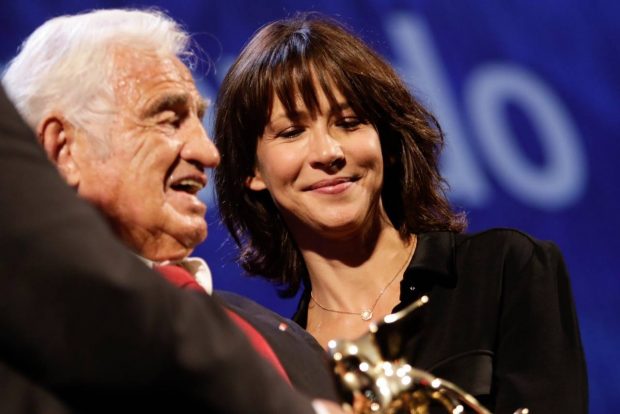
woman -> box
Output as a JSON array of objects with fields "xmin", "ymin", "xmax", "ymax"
[{"xmin": 214, "ymin": 15, "xmax": 587, "ymax": 413}]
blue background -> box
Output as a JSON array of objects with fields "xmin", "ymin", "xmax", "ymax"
[{"xmin": 2, "ymin": 1, "xmax": 618, "ymax": 412}]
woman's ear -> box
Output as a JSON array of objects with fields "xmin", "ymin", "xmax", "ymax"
[
  {"xmin": 38, "ymin": 116, "xmax": 81, "ymax": 187},
  {"xmin": 245, "ymin": 170, "xmax": 267, "ymax": 191}
]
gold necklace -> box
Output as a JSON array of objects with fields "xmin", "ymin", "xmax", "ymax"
[{"xmin": 310, "ymin": 237, "xmax": 416, "ymax": 321}]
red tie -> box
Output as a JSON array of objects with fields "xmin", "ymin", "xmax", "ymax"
[
  {"xmin": 155, "ymin": 264, "xmax": 204, "ymax": 292},
  {"xmin": 155, "ymin": 264, "xmax": 291, "ymax": 384}
]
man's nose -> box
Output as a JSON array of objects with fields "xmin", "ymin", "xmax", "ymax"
[
  {"xmin": 180, "ymin": 119, "xmax": 221, "ymax": 169},
  {"xmin": 308, "ymin": 129, "xmax": 344, "ymax": 170}
]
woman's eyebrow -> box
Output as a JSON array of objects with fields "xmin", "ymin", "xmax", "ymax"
[{"xmin": 329, "ymin": 102, "xmax": 351, "ymax": 114}]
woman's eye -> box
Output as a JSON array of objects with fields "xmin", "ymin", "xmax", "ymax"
[
  {"xmin": 278, "ymin": 127, "xmax": 304, "ymax": 139},
  {"xmin": 338, "ymin": 117, "xmax": 362, "ymax": 130}
]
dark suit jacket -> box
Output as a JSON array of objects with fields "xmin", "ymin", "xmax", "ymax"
[
  {"xmin": 217, "ymin": 291, "xmax": 337, "ymax": 400},
  {"xmin": 0, "ymin": 85, "xmax": 329, "ymax": 413},
  {"xmin": 295, "ymin": 229, "xmax": 588, "ymax": 414}
]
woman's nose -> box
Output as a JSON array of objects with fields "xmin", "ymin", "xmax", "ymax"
[{"xmin": 308, "ymin": 130, "xmax": 344, "ymax": 171}]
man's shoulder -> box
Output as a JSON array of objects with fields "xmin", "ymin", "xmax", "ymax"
[
  {"xmin": 214, "ymin": 290, "xmax": 276, "ymax": 315},
  {"xmin": 213, "ymin": 290, "xmax": 329, "ymax": 361},
  {"xmin": 213, "ymin": 290, "xmax": 297, "ymax": 327},
  {"xmin": 0, "ymin": 85, "xmax": 36, "ymax": 140}
]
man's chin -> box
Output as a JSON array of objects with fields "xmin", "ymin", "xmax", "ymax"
[
  {"xmin": 176, "ymin": 219, "xmax": 207, "ymax": 251},
  {"xmin": 138, "ymin": 224, "xmax": 207, "ymax": 262},
  {"xmin": 183, "ymin": 227, "xmax": 207, "ymax": 252},
  {"xmin": 141, "ymin": 238, "xmax": 200, "ymax": 262}
]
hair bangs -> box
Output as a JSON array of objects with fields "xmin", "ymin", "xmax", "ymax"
[
  {"xmin": 268, "ymin": 59, "xmax": 373, "ymax": 125},
  {"xmin": 263, "ymin": 24, "xmax": 374, "ymax": 125},
  {"xmin": 264, "ymin": 33, "xmax": 320, "ymax": 123}
]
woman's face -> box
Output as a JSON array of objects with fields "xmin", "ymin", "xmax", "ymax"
[{"xmin": 246, "ymin": 84, "xmax": 387, "ymax": 241}]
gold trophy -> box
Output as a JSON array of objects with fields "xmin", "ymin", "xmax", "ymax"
[{"xmin": 327, "ymin": 296, "xmax": 528, "ymax": 414}]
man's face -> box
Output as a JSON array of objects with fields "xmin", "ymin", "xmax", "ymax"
[{"xmin": 72, "ymin": 47, "xmax": 220, "ymax": 261}]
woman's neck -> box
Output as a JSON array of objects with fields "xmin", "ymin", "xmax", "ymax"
[
  {"xmin": 302, "ymin": 223, "xmax": 417, "ymax": 348},
  {"xmin": 301, "ymin": 222, "xmax": 414, "ymax": 312}
]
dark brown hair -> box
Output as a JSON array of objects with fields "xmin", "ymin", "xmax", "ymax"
[{"xmin": 214, "ymin": 14, "xmax": 466, "ymax": 296}]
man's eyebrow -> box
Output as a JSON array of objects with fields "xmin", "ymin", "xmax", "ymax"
[
  {"xmin": 142, "ymin": 93, "xmax": 208, "ymax": 121},
  {"xmin": 142, "ymin": 93, "xmax": 190, "ymax": 118},
  {"xmin": 197, "ymin": 98, "xmax": 208, "ymax": 120}
]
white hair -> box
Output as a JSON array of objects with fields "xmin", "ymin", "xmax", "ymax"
[{"xmin": 1, "ymin": 8, "xmax": 193, "ymax": 135}]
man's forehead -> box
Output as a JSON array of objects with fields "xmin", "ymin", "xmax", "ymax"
[
  {"xmin": 109, "ymin": 46, "xmax": 202, "ymax": 106},
  {"xmin": 115, "ymin": 51, "xmax": 192, "ymax": 80}
]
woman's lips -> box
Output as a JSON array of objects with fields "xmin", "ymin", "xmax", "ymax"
[{"xmin": 305, "ymin": 177, "xmax": 356, "ymax": 194}]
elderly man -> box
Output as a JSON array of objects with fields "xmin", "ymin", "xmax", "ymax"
[
  {"xmin": 1, "ymin": 9, "xmax": 341, "ymax": 414},
  {"xmin": 0, "ymin": 85, "xmax": 347, "ymax": 414}
]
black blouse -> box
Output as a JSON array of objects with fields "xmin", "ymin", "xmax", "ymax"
[{"xmin": 293, "ymin": 229, "xmax": 588, "ymax": 414}]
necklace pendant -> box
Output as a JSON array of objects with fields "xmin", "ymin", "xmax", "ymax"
[{"xmin": 360, "ymin": 309, "xmax": 373, "ymax": 321}]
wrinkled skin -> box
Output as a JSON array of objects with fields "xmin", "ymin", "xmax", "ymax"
[{"xmin": 67, "ymin": 47, "xmax": 220, "ymax": 261}]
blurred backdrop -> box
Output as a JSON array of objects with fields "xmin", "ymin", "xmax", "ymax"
[{"xmin": 1, "ymin": 1, "xmax": 618, "ymax": 412}]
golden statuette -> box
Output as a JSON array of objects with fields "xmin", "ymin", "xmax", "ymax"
[{"xmin": 327, "ymin": 296, "xmax": 528, "ymax": 414}]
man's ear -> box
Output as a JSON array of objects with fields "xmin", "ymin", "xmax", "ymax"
[
  {"xmin": 245, "ymin": 170, "xmax": 267, "ymax": 191},
  {"xmin": 38, "ymin": 116, "xmax": 80, "ymax": 187}
]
